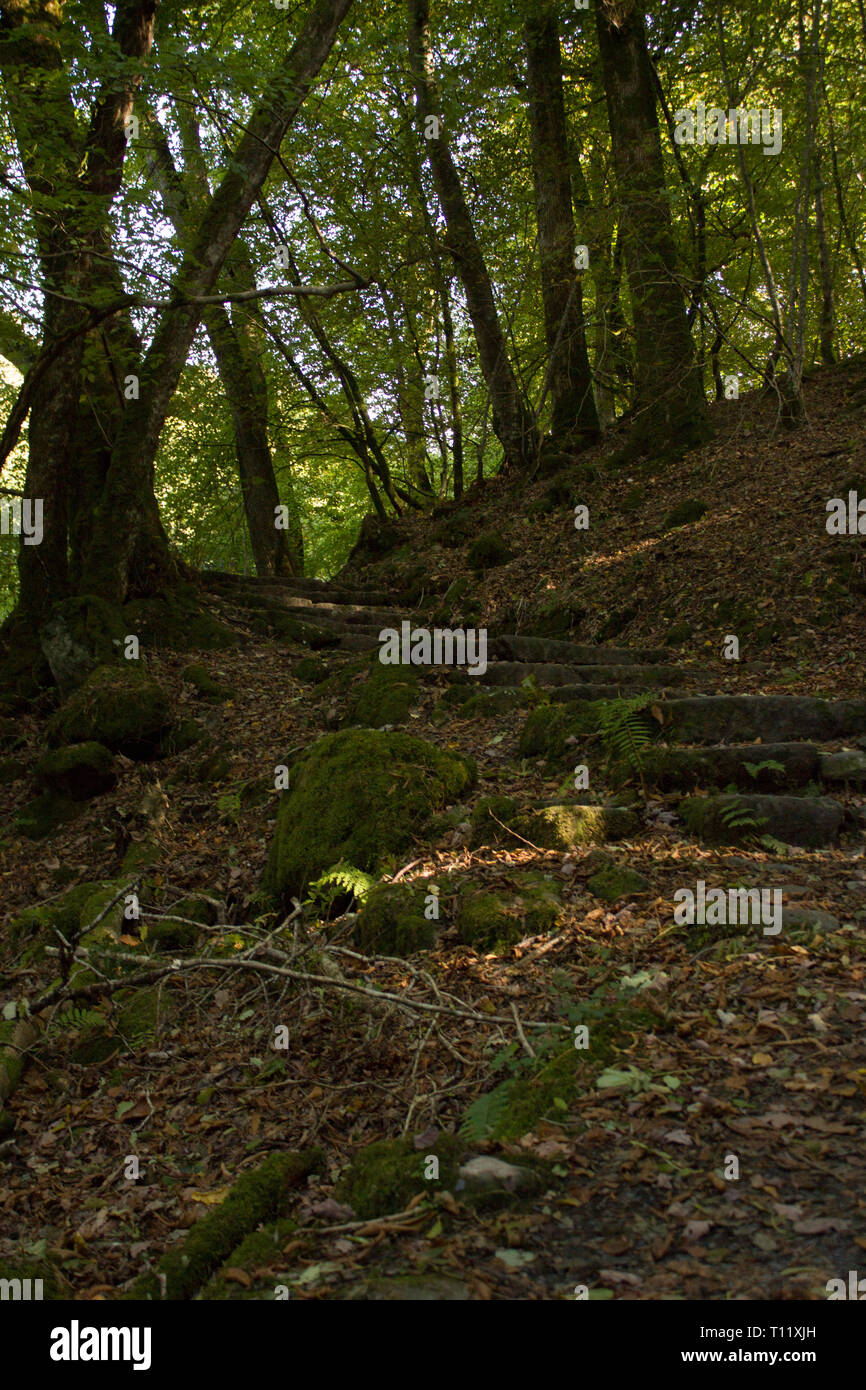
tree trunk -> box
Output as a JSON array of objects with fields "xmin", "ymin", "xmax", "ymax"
[
  {"xmin": 407, "ymin": 0, "xmax": 538, "ymax": 470},
  {"xmin": 595, "ymin": 0, "xmax": 710, "ymax": 456},
  {"xmin": 79, "ymin": 0, "xmax": 354, "ymax": 602},
  {"xmin": 524, "ymin": 8, "xmax": 598, "ymax": 444}
]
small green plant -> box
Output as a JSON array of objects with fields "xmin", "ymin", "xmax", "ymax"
[
  {"xmin": 744, "ymin": 759, "xmax": 785, "ymax": 781},
  {"xmin": 306, "ymin": 861, "xmax": 376, "ymax": 914},
  {"xmin": 597, "ymin": 694, "xmax": 657, "ymax": 795},
  {"xmin": 459, "ymin": 1084, "xmax": 514, "ymax": 1142},
  {"xmin": 719, "ymin": 797, "xmax": 768, "ymax": 833},
  {"xmin": 216, "ymin": 789, "xmax": 242, "ymax": 825}
]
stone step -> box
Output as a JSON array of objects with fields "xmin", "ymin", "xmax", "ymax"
[
  {"xmin": 449, "ymin": 660, "xmax": 693, "ymax": 688},
  {"xmin": 495, "ymin": 634, "xmax": 671, "ymax": 666},
  {"xmin": 628, "ymin": 742, "xmax": 823, "ymax": 792},
  {"xmin": 656, "ymin": 696, "xmax": 866, "ymax": 745},
  {"xmin": 679, "ymin": 793, "xmax": 848, "ymax": 848},
  {"xmin": 278, "ymin": 598, "xmax": 407, "ymax": 626},
  {"xmin": 548, "ymin": 682, "xmax": 690, "ymax": 703}
]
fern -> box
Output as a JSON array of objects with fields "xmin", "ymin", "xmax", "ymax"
[
  {"xmin": 306, "ymin": 861, "xmax": 375, "ymax": 912},
  {"xmin": 49, "ymin": 1005, "xmax": 106, "ymax": 1036},
  {"xmin": 719, "ymin": 797, "xmax": 768, "ymax": 833},
  {"xmin": 597, "ymin": 694, "xmax": 657, "ymax": 795},
  {"xmin": 459, "ymin": 1083, "xmax": 513, "ymax": 1142},
  {"xmin": 744, "ymin": 759, "xmax": 785, "ymax": 781}
]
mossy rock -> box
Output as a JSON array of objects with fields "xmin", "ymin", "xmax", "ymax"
[
  {"xmin": 159, "ymin": 718, "xmax": 207, "ymax": 756},
  {"xmin": 199, "ymin": 1219, "xmax": 298, "ymax": 1300},
  {"xmin": 122, "ymin": 839, "xmax": 162, "ymax": 872},
  {"xmin": 130, "ymin": 1150, "xmax": 322, "ymax": 1300},
  {"xmin": 597, "ymin": 606, "xmax": 637, "ymax": 641},
  {"xmin": 79, "ymin": 882, "xmax": 129, "ymax": 944},
  {"xmin": 117, "ymin": 987, "xmax": 162, "ymax": 1047},
  {"xmin": 664, "ymin": 498, "xmax": 709, "ymax": 530},
  {"xmin": 34, "ymin": 741, "xmax": 116, "ymax": 800},
  {"xmin": 0, "ymin": 756, "xmax": 27, "ymax": 784},
  {"xmin": 142, "ymin": 895, "xmax": 214, "ymax": 953},
  {"xmin": 335, "ymin": 1134, "xmax": 464, "ymax": 1221},
  {"xmin": 293, "ymin": 656, "xmax": 330, "ymax": 684},
  {"xmin": 457, "ymin": 871, "xmax": 561, "ymax": 951},
  {"xmin": 47, "ymin": 665, "xmax": 172, "ymax": 759},
  {"xmin": 349, "ymin": 663, "xmax": 420, "ymax": 728},
  {"xmin": 514, "ymin": 803, "xmax": 640, "ymax": 849},
  {"xmin": 38, "ymin": 594, "xmax": 127, "ymax": 694},
  {"xmin": 270, "ymin": 613, "xmax": 339, "ymax": 648},
  {"xmin": 181, "ymin": 664, "xmax": 236, "ymax": 703},
  {"xmin": 587, "ymin": 863, "xmax": 651, "ymax": 901},
  {"xmin": 354, "ymin": 882, "xmax": 438, "ymax": 956},
  {"xmin": 518, "ymin": 702, "xmax": 601, "ymax": 759},
  {"xmin": 262, "ymin": 730, "xmax": 476, "ymax": 905},
  {"xmin": 14, "ymin": 793, "xmax": 81, "ymax": 839},
  {"xmin": 469, "ymin": 795, "xmax": 519, "ymax": 846},
  {"xmin": 123, "ymin": 592, "xmax": 238, "ymax": 652},
  {"xmin": 467, "ymin": 531, "xmax": 512, "ymax": 571},
  {"xmin": 8, "ymin": 882, "xmax": 101, "ymax": 948}
]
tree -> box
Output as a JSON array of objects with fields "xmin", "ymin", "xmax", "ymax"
[
  {"xmin": 524, "ymin": 4, "xmax": 599, "ymax": 444},
  {"xmin": 407, "ymin": 0, "xmax": 539, "ymax": 470},
  {"xmin": 594, "ymin": 0, "xmax": 710, "ymax": 456}
]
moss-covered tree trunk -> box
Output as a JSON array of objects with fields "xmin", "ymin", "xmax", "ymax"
[
  {"xmin": 407, "ymin": 0, "xmax": 539, "ymax": 471},
  {"xmin": 524, "ymin": 8, "xmax": 599, "ymax": 445},
  {"xmin": 594, "ymin": 0, "xmax": 710, "ymax": 456}
]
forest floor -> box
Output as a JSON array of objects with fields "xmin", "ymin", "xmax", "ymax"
[{"xmin": 1, "ymin": 358, "xmax": 865, "ymax": 1301}]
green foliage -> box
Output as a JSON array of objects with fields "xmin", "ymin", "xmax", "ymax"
[
  {"xmin": 719, "ymin": 798, "xmax": 768, "ymax": 832},
  {"xmin": 307, "ymin": 861, "xmax": 376, "ymax": 912},
  {"xmin": 597, "ymin": 695, "xmax": 658, "ymax": 791}
]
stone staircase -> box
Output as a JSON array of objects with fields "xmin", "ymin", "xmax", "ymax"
[{"xmin": 206, "ymin": 571, "xmax": 866, "ymax": 852}]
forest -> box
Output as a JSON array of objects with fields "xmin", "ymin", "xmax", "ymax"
[{"xmin": 0, "ymin": 0, "xmax": 864, "ymax": 1326}]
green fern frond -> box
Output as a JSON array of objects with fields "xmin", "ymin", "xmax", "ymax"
[
  {"xmin": 597, "ymin": 694, "xmax": 658, "ymax": 793},
  {"xmin": 306, "ymin": 862, "xmax": 375, "ymax": 910},
  {"xmin": 459, "ymin": 1083, "xmax": 512, "ymax": 1142}
]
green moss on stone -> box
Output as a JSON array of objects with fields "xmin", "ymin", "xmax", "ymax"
[
  {"xmin": 200, "ymin": 1219, "xmax": 298, "ymax": 1300},
  {"xmin": 47, "ymin": 665, "xmax": 172, "ymax": 758},
  {"xmin": 34, "ymin": 742, "xmax": 116, "ymax": 800},
  {"xmin": 262, "ymin": 730, "xmax": 476, "ymax": 904},
  {"xmin": 350, "ymin": 664, "xmax": 420, "ymax": 727},
  {"xmin": 14, "ymin": 794, "xmax": 81, "ymax": 839},
  {"xmin": 587, "ymin": 864, "xmax": 651, "ymax": 901},
  {"xmin": 181, "ymin": 664, "xmax": 236, "ymax": 702},
  {"xmin": 130, "ymin": 1150, "xmax": 322, "ymax": 1300},
  {"xmin": 123, "ymin": 593, "xmax": 238, "ymax": 652},
  {"xmin": 293, "ymin": 656, "xmax": 329, "ymax": 684},
  {"xmin": 519, "ymin": 703, "xmax": 601, "ymax": 759},
  {"xmin": 336, "ymin": 1134, "xmax": 464, "ymax": 1221},
  {"xmin": 457, "ymin": 871, "xmax": 561, "ymax": 951},
  {"xmin": 514, "ymin": 803, "xmax": 640, "ymax": 849},
  {"xmin": 354, "ymin": 882, "xmax": 437, "ymax": 956}
]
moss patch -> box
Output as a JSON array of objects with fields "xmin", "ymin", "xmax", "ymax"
[
  {"xmin": 131, "ymin": 1150, "xmax": 322, "ymax": 1300},
  {"xmin": 664, "ymin": 497, "xmax": 708, "ymax": 529},
  {"xmin": 514, "ymin": 803, "xmax": 640, "ymax": 849},
  {"xmin": 468, "ymin": 531, "xmax": 512, "ymax": 570},
  {"xmin": 587, "ymin": 863, "xmax": 651, "ymax": 901},
  {"xmin": 336, "ymin": 1134, "xmax": 464, "ymax": 1220},
  {"xmin": 519, "ymin": 702, "xmax": 601, "ymax": 759},
  {"xmin": 181, "ymin": 664, "xmax": 236, "ymax": 703},
  {"xmin": 262, "ymin": 729, "xmax": 475, "ymax": 905},
  {"xmin": 14, "ymin": 794, "xmax": 81, "ymax": 839},
  {"xmin": 47, "ymin": 665, "xmax": 172, "ymax": 758},
  {"xmin": 34, "ymin": 742, "xmax": 116, "ymax": 800},
  {"xmin": 123, "ymin": 592, "xmax": 238, "ymax": 652},
  {"xmin": 354, "ymin": 882, "xmax": 438, "ymax": 956},
  {"xmin": 349, "ymin": 663, "xmax": 420, "ymax": 727},
  {"xmin": 457, "ymin": 871, "xmax": 562, "ymax": 951}
]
